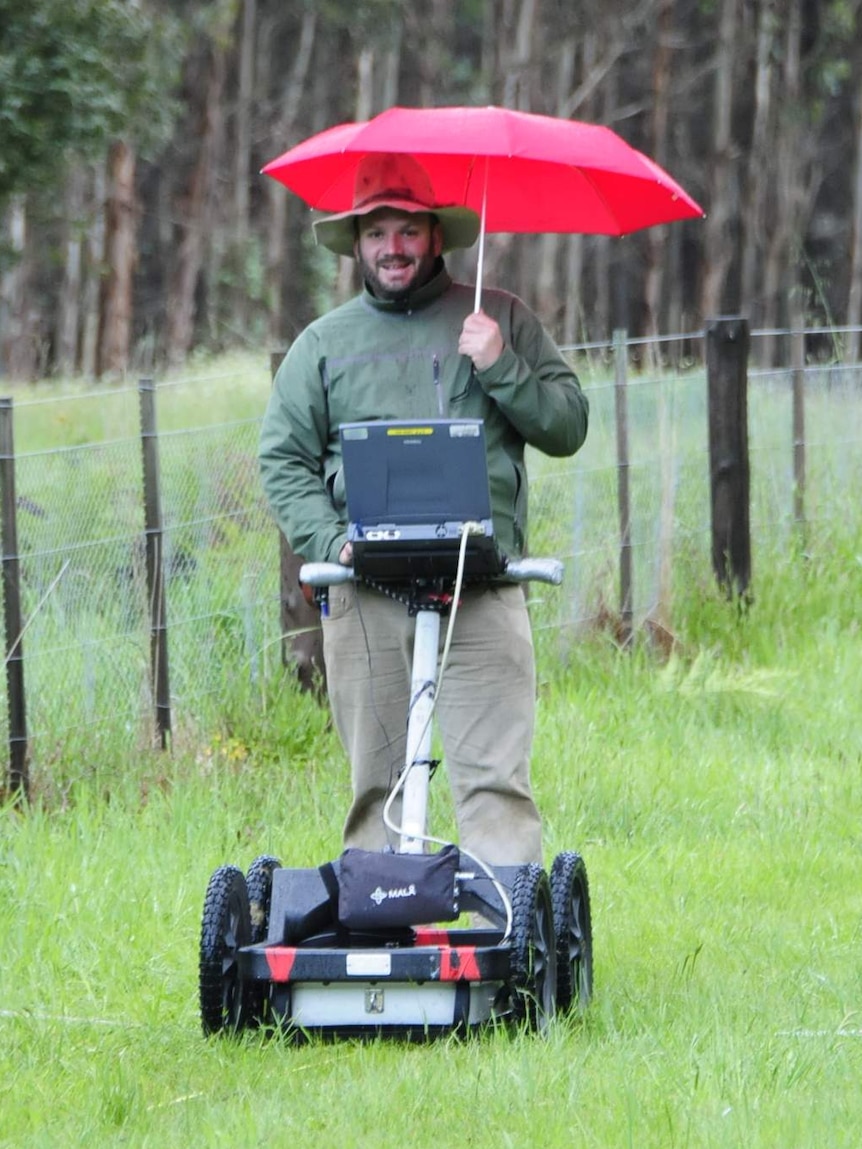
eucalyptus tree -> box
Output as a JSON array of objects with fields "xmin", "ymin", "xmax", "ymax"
[
  {"xmin": 0, "ymin": 0, "xmax": 174, "ymax": 204},
  {"xmin": 0, "ymin": 0, "xmax": 181, "ymax": 378}
]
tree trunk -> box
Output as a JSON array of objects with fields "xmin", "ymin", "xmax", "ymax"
[
  {"xmin": 265, "ymin": 183, "xmax": 288, "ymax": 346},
  {"xmin": 740, "ymin": 0, "xmax": 777, "ymax": 328},
  {"xmin": 480, "ymin": 0, "xmax": 497, "ymax": 97},
  {"xmin": 501, "ymin": 0, "xmax": 539, "ymax": 110},
  {"xmin": 700, "ymin": 0, "xmax": 739, "ymax": 321},
  {"xmin": 229, "ymin": 0, "xmax": 256, "ymax": 336},
  {"xmin": 562, "ymin": 235, "xmax": 584, "ymax": 346},
  {"xmin": 331, "ymin": 43, "xmax": 374, "ymax": 309},
  {"xmin": 409, "ymin": 0, "xmax": 454, "ymax": 107},
  {"xmin": 264, "ymin": 6, "xmax": 317, "ymax": 343},
  {"xmin": 536, "ymin": 36, "xmax": 576, "ymax": 331},
  {"xmin": 234, "ymin": 0, "xmax": 255, "ymax": 248},
  {"xmin": 81, "ymin": 164, "xmax": 106, "ymax": 378},
  {"xmin": 846, "ymin": 68, "xmax": 862, "ymax": 360},
  {"xmin": 356, "ymin": 45, "xmax": 374, "ymax": 122},
  {"xmin": 165, "ymin": 42, "xmax": 227, "ymax": 367},
  {"xmin": 0, "ymin": 197, "xmax": 32, "ymax": 380},
  {"xmin": 97, "ymin": 140, "xmax": 137, "ymax": 378},
  {"xmin": 56, "ymin": 167, "xmax": 86, "ymax": 375},
  {"xmin": 381, "ymin": 20, "xmax": 402, "ymax": 110},
  {"xmin": 334, "ymin": 37, "xmax": 389, "ymax": 308},
  {"xmin": 593, "ymin": 41, "xmax": 617, "ymax": 343},
  {"xmin": 643, "ymin": 0, "xmax": 674, "ymax": 363},
  {"xmin": 482, "ymin": 0, "xmax": 544, "ymax": 304},
  {"xmin": 760, "ymin": 0, "xmax": 802, "ymax": 367},
  {"xmin": 665, "ymin": 224, "xmax": 684, "ymax": 360}
]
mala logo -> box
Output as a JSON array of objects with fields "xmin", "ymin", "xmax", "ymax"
[{"xmin": 369, "ymin": 883, "xmax": 417, "ymax": 906}]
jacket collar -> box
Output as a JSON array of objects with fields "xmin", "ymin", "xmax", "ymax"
[{"xmin": 361, "ymin": 259, "xmax": 451, "ymax": 313}]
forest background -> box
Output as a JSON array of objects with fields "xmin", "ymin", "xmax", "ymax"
[{"xmin": 2, "ymin": 0, "xmax": 862, "ymax": 383}]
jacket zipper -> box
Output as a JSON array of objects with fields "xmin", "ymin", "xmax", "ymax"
[{"xmin": 433, "ymin": 354, "xmax": 444, "ymax": 416}]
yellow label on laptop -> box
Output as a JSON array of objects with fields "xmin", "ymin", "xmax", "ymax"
[{"xmin": 386, "ymin": 426, "xmax": 433, "ymax": 436}]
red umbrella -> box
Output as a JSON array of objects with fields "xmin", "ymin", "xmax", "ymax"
[{"xmin": 263, "ymin": 105, "xmax": 704, "ymax": 308}]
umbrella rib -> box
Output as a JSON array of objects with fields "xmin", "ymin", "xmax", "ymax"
[{"xmin": 574, "ymin": 168, "xmax": 629, "ymax": 236}]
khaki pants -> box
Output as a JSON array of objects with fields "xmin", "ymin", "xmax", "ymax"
[{"xmin": 321, "ymin": 581, "xmax": 543, "ymax": 865}]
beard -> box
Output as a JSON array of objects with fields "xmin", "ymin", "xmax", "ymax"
[{"xmin": 357, "ymin": 249, "xmax": 439, "ymax": 301}]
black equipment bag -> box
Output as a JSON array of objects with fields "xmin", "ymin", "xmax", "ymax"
[{"xmin": 335, "ymin": 845, "xmax": 460, "ymax": 929}]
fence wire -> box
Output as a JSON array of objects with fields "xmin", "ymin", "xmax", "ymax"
[{"xmin": 1, "ymin": 342, "xmax": 860, "ymax": 777}]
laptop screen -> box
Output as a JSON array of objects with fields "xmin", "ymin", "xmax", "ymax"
[{"xmin": 339, "ymin": 418, "xmax": 502, "ymax": 581}]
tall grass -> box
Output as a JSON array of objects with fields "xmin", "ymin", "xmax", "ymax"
[{"xmin": 2, "ymin": 505, "xmax": 861, "ymax": 1146}]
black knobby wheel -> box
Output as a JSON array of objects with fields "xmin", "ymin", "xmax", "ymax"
[
  {"xmin": 199, "ymin": 865, "xmax": 252, "ymax": 1036},
  {"xmin": 550, "ymin": 851, "xmax": 593, "ymax": 1012},
  {"xmin": 246, "ymin": 854, "xmax": 281, "ymax": 945},
  {"xmin": 509, "ymin": 863, "xmax": 557, "ymax": 1032},
  {"xmin": 245, "ymin": 854, "xmax": 281, "ymax": 1028}
]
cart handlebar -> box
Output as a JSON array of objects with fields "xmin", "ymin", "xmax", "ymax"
[
  {"xmin": 298, "ymin": 557, "xmax": 564, "ymax": 588},
  {"xmin": 504, "ymin": 557, "xmax": 564, "ymax": 585},
  {"xmin": 299, "ymin": 562, "xmax": 356, "ymax": 587}
]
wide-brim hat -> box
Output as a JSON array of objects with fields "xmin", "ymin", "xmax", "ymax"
[{"xmin": 312, "ymin": 153, "xmax": 480, "ymax": 256}]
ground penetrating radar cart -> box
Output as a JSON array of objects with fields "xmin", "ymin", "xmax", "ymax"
[
  {"xmin": 199, "ymin": 417, "xmax": 592, "ymax": 1039},
  {"xmin": 198, "ymin": 557, "xmax": 592, "ymax": 1039}
]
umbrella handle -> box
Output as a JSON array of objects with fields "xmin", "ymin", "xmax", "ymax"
[{"xmin": 473, "ymin": 160, "xmax": 488, "ymax": 314}]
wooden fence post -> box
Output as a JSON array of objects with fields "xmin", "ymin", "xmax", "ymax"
[
  {"xmin": 139, "ymin": 378, "xmax": 172, "ymax": 748},
  {"xmin": 705, "ymin": 317, "xmax": 751, "ymax": 597},
  {"xmin": 613, "ymin": 329, "xmax": 633, "ymax": 644},
  {"xmin": 270, "ymin": 351, "xmax": 326, "ymax": 694},
  {"xmin": 0, "ymin": 398, "xmax": 28, "ymax": 799}
]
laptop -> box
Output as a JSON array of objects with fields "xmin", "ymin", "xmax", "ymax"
[{"xmin": 340, "ymin": 418, "xmax": 505, "ymax": 582}]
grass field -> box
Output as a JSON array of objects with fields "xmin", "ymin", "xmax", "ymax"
[{"xmin": 2, "ymin": 510, "xmax": 861, "ymax": 1146}]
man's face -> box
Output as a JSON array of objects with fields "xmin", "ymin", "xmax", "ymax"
[{"xmin": 354, "ymin": 209, "xmax": 443, "ymax": 300}]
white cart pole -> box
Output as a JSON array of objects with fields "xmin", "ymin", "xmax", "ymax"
[{"xmin": 400, "ymin": 610, "xmax": 440, "ymax": 853}]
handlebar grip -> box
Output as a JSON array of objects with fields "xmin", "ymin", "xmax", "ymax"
[
  {"xmin": 299, "ymin": 562, "xmax": 355, "ymax": 587},
  {"xmin": 503, "ymin": 557, "xmax": 564, "ymax": 585}
]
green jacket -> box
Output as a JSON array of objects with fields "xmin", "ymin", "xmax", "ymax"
[{"xmin": 259, "ymin": 262, "xmax": 588, "ymax": 564}]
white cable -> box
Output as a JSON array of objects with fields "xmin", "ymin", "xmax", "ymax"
[{"xmin": 381, "ymin": 525, "xmax": 513, "ymax": 939}]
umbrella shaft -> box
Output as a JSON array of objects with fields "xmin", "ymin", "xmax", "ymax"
[{"xmin": 473, "ymin": 160, "xmax": 489, "ymax": 314}]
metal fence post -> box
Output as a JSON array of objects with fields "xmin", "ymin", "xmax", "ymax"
[
  {"xmin": 613, "ymin": 329, "xmax": 633, "ymax": 644},
  {"xmin": 0, "ymin": 398, "xmax": 28, "ymax": 798},
  {"xmin": 705, "ymin": 317, "xmax": 751, "ymax": 597},
  {"xmin": 139, "ymin": 378, "xmax": 172, "ymax": 748}
]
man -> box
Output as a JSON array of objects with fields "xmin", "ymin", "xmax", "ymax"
[{"xmin": 259, "ymin": 154, "xmax": 588, "ymax": 866}]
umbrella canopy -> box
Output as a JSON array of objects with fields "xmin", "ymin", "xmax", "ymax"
[
  {"xmin": 264, "ymin": 105, "xmax": 703, "ymax": 234},
  {"xmin": 262, "ymin": 105, "xmax": 704, "ymax": 307}
]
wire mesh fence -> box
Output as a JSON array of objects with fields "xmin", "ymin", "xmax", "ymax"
[
  {"xmin": 522, "ymin": 350, "xmax": 713, "ymax": 643},
  {"xmin": 1, "ymin": 333, "xmax": 860, "ymax": 786}
]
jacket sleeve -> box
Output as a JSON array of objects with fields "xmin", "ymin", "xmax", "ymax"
[
  {"xmin": 475, "ymin": 293, "xmax": 588, "ymax": 457},
  {"xmin": 258, "ymin": 332, "xmax": 347, "ymax": 564}
]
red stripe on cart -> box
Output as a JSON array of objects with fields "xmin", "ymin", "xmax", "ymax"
[
  {"xmin": 265, "ymin": 947, "xmax": 297, "ymax": 981},
  {"xmin": 413, "ymin": 928, "xmax": 453, "ymax": 946},
  {"xmin": 439, "ymin": 947, "xmax": 480, "ymax": 981}
]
